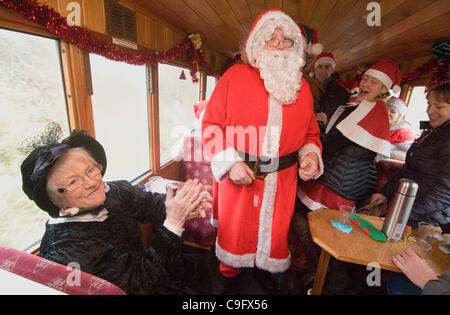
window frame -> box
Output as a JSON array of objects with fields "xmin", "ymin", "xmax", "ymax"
[
  {"xmin": 0, "ymin": 5, "xmax": 213, "ymax": 179},
  {"xmin": 156, "ymin": 62, "xmax": 202, "ymax": 167},
  {"xmin": 0, "ymin": 22, "xmax": 73, "ymax": 251},
  {"xmin": 0, "ymin": 7, "xmax": 214, "ymax": 250}
]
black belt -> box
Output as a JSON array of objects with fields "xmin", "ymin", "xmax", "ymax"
[{"xmin": 238, "ymin": 150, "xmax": 298, "ymax": 180}]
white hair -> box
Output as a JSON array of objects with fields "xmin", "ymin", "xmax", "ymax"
[{"xmin": 245, "ymin": 11, "xmax": 306, "ymax": 68}]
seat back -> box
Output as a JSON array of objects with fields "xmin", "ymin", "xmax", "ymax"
[
  {"xmin": 0, "ymin": 245, "xmax": 126, "ymax": 295},
  {"xmin": 375, "ymin": 159, "xmax": 404, "ymax": 191},
  {"xmin": 180, "ymin": 135, "xmax": 216, "ymax": 248}
]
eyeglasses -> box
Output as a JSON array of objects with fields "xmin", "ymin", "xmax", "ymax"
[
  {"xmin": 265, "ymin": 37, "xmax": 294, "ymax": 48},
  {"xmin": 57, "ymin": 164, "xmax": 103, "ymax": 193}
]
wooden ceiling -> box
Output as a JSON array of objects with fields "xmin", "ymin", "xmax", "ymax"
[{"xmin": 131, "ymin": 0, "xmax": 450, "ymax": 73}]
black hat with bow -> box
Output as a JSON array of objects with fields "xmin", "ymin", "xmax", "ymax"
[{"xmin": 21, "ymin": 130, "xmax": 107, "ymax": 218}]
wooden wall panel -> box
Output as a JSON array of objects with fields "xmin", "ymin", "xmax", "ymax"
[
  {"xmin": 281, "ymin": 0, "xmax": 299, "ymax": 22},
  {"xmin": 39, "ymin": 0, "xmax": 225, "ymax": 69},
  {"xmin": 82, "ymin": 0, "xmax": 106, "ymax": 34},
  {"xmin": 247, "ymin": 0, "xmax": 267, "ymax": 21},
  {"xmin": 335, "ymin": 2, "xmax": 450, "ymax": 71},
  {"xmin": 298, "ymin": 0, "xmax": 320, "ymax": 26}
]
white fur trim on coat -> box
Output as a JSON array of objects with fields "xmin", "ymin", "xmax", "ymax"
[
  {"xmin": 210, "ymin": 147, "xmax": 243, "ymax": 182},
  {"xmin": 297, "ymin": 187, "xmax": 326, "ymax": 211},
  {"xmin": 298, "ymin": 143, "xmax": 324, "ymax": 179}
]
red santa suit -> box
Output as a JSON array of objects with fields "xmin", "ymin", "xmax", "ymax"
[
  {"xmin": 202, "ymin": 9, "xmax": 323, "ymax": 273},
  {"xmin": 389, "ymin": 124, "xmax": 415, "ymax": 152}
]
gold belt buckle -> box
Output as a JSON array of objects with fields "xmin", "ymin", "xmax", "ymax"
[{"xmin": 254, "ymin": 156, "xmax": 270, "ymax": 181}]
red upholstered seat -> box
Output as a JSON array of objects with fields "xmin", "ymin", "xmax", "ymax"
[
  {"xmin": 375, "ymin": 159, "xmax": 404, "ymax": 215},
  {"xmin": 180, "ymin": 135, "xmax": 216, "ymax": 248},
  {"xmin": 0, "ymin": 245, "xmax": 126, "ymax": 295},
  {"xmin": 375, "ymin": 159, "xmax": 404, "ymax": 191}
]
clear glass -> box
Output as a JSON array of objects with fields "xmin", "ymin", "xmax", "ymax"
[
  {"xmin": 90, "ymin": 54, "xmax": 150, "ymax": 181},
  {"xmin": 404, "ymin": 86, "xmax": 429, "ymax": 136},
  {"xmin": 205, "ymin": 75, "xmax": 217, "ymax": 100},
  {"xmin": 0, "ymin": 28, "xmax": 69, "ymax": 249},
  {"xmin": 158, "ymin": 63, "xmax": 199, "ymax": 164}
]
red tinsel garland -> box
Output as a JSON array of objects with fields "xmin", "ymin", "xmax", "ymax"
[
  {"xmin": 400, "ymin": 56, "xmax": 450, "ymax": 91},
  {"xmin": 427, "ymin": 56, "xmax": 450, "ymax": 91},
  {"xmin": 0, "ymin": 0, "xmax": 220, "ymax": 82}
]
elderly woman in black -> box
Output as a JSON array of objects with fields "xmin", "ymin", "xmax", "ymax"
[{"xmin": 21, "ymin": 130, "xmax": 212, "ymax": 294}]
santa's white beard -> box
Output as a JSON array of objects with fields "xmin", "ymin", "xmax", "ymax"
[{"xmin": 256, "ymin": 49, "xmax": 304, "ymax": 104}]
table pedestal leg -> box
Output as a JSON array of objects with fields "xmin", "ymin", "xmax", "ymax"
[{"xmin": 311, "ymin": 249, "xmax": 331, "ymax": 295}]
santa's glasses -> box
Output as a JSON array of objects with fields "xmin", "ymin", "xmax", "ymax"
[{"xmin": 265, "ymin": 37, "xmax": 294, "ymax": 48}]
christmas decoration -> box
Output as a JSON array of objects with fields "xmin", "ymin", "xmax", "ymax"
[
  {"xmin": 349, "ymin": 214, "xmax": 387, "ymax": 242},
  {"xmin": 0, "ymin": 0, "xmax": 220, "ymax": 82},
  {"xmin": 401, "ymin": 40, "xmax": 450, "ymax": 91}
]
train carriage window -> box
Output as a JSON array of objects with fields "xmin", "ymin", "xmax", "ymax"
[
  {"xmin": 205, "ymin": 75, "xmax": 217, "ymax": 100},
  {"xmin": 89, "ymin": 54, "xmax": 150, "ymax": 181},
  {"xmin": 158, "ymin": 63, "xmax": 199, "ymax": 164},
  {"xmin": 405, "ymin": 86, "xmax": 429, "ymax": 136},
  {"xmin": 0, "ymin": 28, "xmax": 70, "ymax": 249}
]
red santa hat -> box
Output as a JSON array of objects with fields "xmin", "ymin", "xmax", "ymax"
[
  {"xmin": 364, "ymin": 59, "xmax": 402, "ymax": 93},
  {"xmin": 245, "ymin": 9, "xmax": 305, "ymax": 68},
  {"xmin": 309, "ymin": 52, "xmax": 336, "ymax": 76},
  {"xmin": 386, "ymin": 96, "xmax": 408, "ymax": 117},
  {"xmin": 298, "ymin": 24, "xmax": 323, "ymax": 56}
]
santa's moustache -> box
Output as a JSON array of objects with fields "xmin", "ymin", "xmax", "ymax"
[{"xmin": 256, "ymin": 49, "xmax": 305, "ymax": 104}]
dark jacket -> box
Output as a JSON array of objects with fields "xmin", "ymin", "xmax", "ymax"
[
  {"xmin": 381, "ymin": 121, "xmax": 450, "ymax": 229},
  {"xmin": 423, "ymin": 268, "xmax": 450, "ymax": 295},
  {"xmin": 318, "ymin": 106, "xmax": 378, "ymax": 201},
  {"xmin": 39, "ymin": 180, "xmax": 187, "ymax": 295},
  {"xmin": 315, "ymin": 75, "xmax": 351, "ymax": 127}
]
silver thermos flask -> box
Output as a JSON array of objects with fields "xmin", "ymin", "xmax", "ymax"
[{"xmin": 382, "ymin": 178, "xmax": 419, "ymax": 242}]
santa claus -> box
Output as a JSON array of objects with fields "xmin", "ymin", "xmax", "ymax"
[{"xmin": 202, "ymin": 9, "xmax": 323, "ymax": 277}]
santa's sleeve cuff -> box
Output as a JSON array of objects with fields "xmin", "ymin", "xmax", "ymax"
[
  {"xmin": 298, "ymin": 143, "xmax": 324, "ymax": 179},
  {"xmin": 210, "ymin": 147, "xmax": 243, "ymax": 182}
]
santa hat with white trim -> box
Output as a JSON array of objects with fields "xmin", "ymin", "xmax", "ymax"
[
  {"xmin": 364, "ymin": 59, "xmax": 402, "ymax": 93},
  {"xmin": 245, "ymin": 9, "xmax": 306, "ymax": 68},
  {"xmin": 386, "ymin": 96, "xmax": 408, "ymax": 117},
  {"xmin": 309, "ymin": 52, "xmax": 336, "ymax": 76}
]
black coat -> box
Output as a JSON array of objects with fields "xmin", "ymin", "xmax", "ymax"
[
  {"xmin": 318, "ymin": 106, "xmax": 378, "ymax": 201},
  {"xmin": 39, "ymin": 180, "xmax": 188, "ymax": 294},
  {"xmin": 381, "ymin": 121, "xmax": 450, "ymax": 229}
]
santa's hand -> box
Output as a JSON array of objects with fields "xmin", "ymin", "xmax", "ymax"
[
  {"xmin": 298, "ymin": 152, "xmax": 320, "ymax": 181},
  {"xmin": 229, "ymin": 161, "xmax": 255, "ymax": 185}
]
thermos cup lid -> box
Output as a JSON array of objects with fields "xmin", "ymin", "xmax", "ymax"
[{"xmin": 396, "ymin": 178, "xmax": 419, "ymax": 196}]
